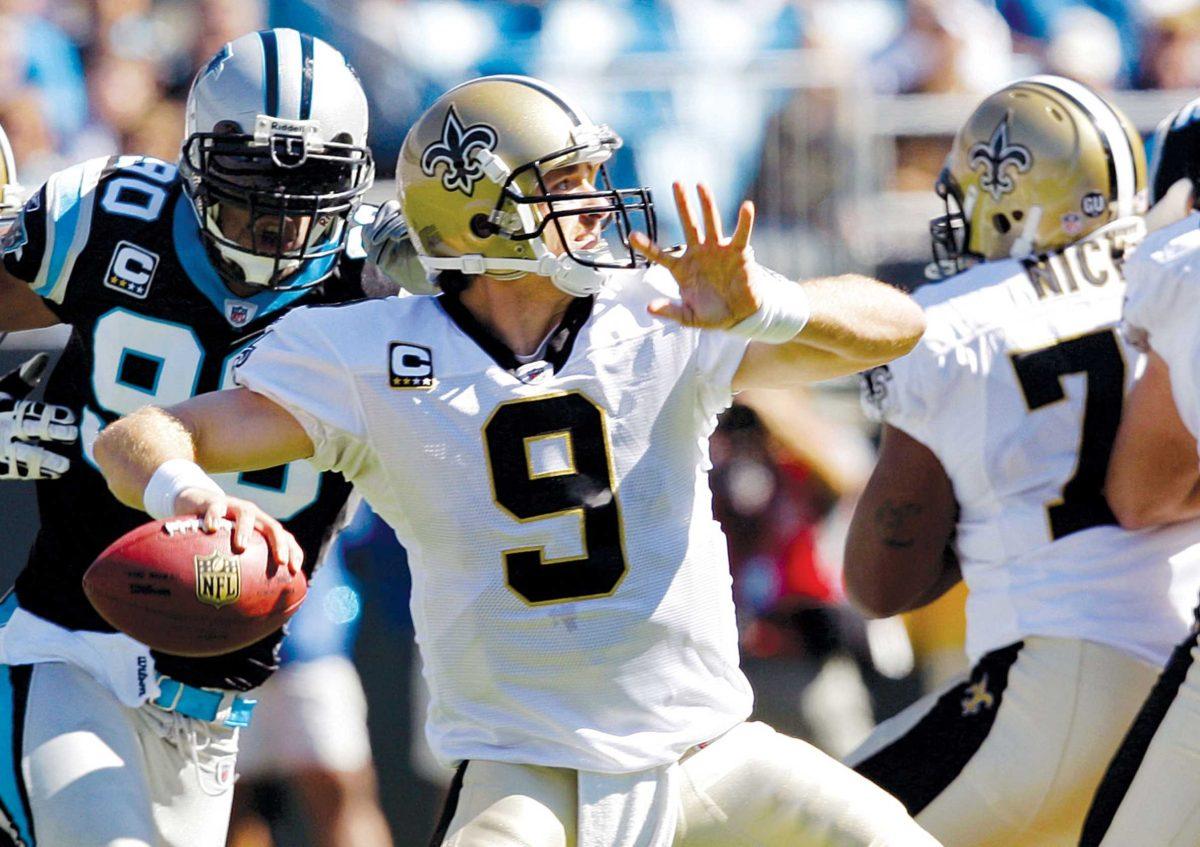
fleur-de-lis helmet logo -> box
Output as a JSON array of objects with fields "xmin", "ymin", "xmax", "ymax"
[
  {"xmin": 968, "ymin": 116, "xmax": 1033, "ymax": 202},
  {"xmin": 420, "ymin": 106, "xmax": 499, "ymax": 197}
]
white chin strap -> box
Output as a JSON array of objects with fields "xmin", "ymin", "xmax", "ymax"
[
  {"xmin": 418, "ymin": 246, "xmax": 613, "ymax": 297},
  {"xmin": 1008, "ymin": 205, "xmax": 1044, "ymax": 259},
  {"xmin": 204, "ymin": 212, "xmax": 301, "ymax": 287}
]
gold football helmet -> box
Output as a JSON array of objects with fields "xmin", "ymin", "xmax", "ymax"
[
  {"xmin": 0, "ymin": 121, "xmax": 22, "ymax": 227},
  {"xmin": 396, "ymin": 75, "xmax": 655, "ymax": 296},
  {"xmin": 930, "ymin": 75, "xmax": 1146, "ymax": 276}
]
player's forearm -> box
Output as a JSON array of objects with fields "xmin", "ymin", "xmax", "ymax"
[
  {"xmin": 1106, "ymin": 350, "xmax": 1200, "ymax": 529},
  {"xmin": 1107, "ymin": 438, "xmax": 1200, "ymax": 528},
  {"xmin": 796, "ymin": 275, "xmax": 925, "ymax": 367},
  {"xmin": 94, "ymin": 406, "xmax": 198, "ymax": 510},
  {"xmin": 0, "ymin": 266, "xmax": 60, "ymax": 331},
  {"xmin": 734, "ymin": 275, "xmax": 925, "ymax": 388}
]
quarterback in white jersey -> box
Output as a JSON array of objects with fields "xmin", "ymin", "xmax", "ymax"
[
  {"xmin": 94, "ymin": 75, "xmax": 940, "ymax": 846},
  {"xmin": 842, "ymin": 77, "xmax": 1200, "ymax": 847},
  {"xmin": 1076, "ymin": 97, "xmax": 1200, "ymax": 847}
]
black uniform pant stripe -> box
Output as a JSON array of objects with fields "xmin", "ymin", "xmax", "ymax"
[
  {"xmin": 854, "ymin": 641, "xmax": 1023, "ymax": 816},
  {"xmin": 1078, "ymin": 624, "xmax": 1200, "ymax": 846},
  {"xmin": 427, "ymin": 761, "xmax": 469, "ymax": 847}
]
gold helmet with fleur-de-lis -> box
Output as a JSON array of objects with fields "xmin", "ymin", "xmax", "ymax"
[
  {"xmin": 396, "ymin": 75, "xmax": 656, "ymax": 297},
  {"xmin": 930, "ymin": 75, "xmax": 1146, "ymax": 276},
  {"xmin": 0, "ymin": 121, "xmax": 22, "ymax": 227}
]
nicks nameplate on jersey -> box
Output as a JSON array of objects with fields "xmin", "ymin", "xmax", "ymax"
[
  {"xmin": 389, "ymin": 342, "xmax": 435, "ymax": 389},
  {"xmin": 194, "ymin": 550, "xmax": 241, "ymax": 608},
  {"xmin": 104, "ymin": 241, "xmax": 159, "ymax": 299}
]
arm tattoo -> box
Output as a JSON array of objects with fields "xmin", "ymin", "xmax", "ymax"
[{"xmin": 875, "ymin": 498, "xmax": 923, "ymax": 548}]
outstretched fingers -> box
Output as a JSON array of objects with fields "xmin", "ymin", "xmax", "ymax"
[
  {"xmin": 673, "ymin": 182, "xmax": 701, "ymax": 246},
  {"xmin": 630, "ymin": 231, "xmax": 676, "ymax": 268},
  {"xmin": 647, "ymin": 297, "xmax": 688, "ymax": 324},
  {"xmin": 697, "ymin": 184, "xmax": 723, "ymax": 243},
  {"xmin": 731, "ymin": 200, "xmax": 755, "ymax": 252}
]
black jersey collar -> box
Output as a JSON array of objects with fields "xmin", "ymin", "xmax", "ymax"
[{"xmin": 437, "ymin": 289, "xmax": 594, "ymax": 376}]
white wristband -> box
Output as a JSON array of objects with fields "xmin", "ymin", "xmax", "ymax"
[
  {"xmin": 728, "ymin": 264, "xmax": 811, "ymax": 344},
  {"xmin": 143, "ymin": 459, "xmax": 223, "ymax": 520}
]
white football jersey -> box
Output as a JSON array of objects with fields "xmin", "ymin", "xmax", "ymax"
[
  {"xmin": 1124, "ymin": 212, "xmax": 1200, "ymax": 439},
  {"xmin": 862, "ymin": 234, "xmax": 1200, "ymax": 666},
  {"xmin": 234, "ymin": 266, "xmax": 754, "ymax": 773}
]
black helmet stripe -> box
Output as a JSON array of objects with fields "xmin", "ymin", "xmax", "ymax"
[
  {"xmin": 299, "ymin": 32, "xmax": 315, "ymax": 121},
  {"xmin": 1026, "ymin": 75, "xmax": 1137, "ymax": 217},
  {"xmin": 259, "ymin": 29, "xmax": 280, "ymax": 117}
]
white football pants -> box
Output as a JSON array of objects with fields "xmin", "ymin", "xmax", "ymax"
[
  {"xmin": 5, "ymin": 661, "xmax": 239, "ymax": 847},
  {"xmin": 845, "ymin": 637, "xmax": 1158, "ymax": 847},
  {"xmin": 1078, "ymin": 624, "xmax": 1200, "ymax": 846},
  {"xmin": 433, "ymin": 721, "xmax": 941, "ymax": 846}
]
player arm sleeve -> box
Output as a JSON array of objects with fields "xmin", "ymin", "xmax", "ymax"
[
  {"xmin": 1123, "ymin": 254, "xmax": 1200, "ymax": 439},
  {"xmin": 2, "ymin": 158, "xmax": 109, "ymax": 321},
  {"xmin": 232, "ymin": 309, "xmax": 371, "ymax": 477},
  {"xmin": 694, "ymin": 327, "xmax": 752, "ymax": 415},
  {"xmin": 858, "ymin": 344, "xmax": 936, "ymax": 446}
]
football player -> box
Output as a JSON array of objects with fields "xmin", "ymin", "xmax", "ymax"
[
  {"xmin": 93, "ymin": 74, "xmax": 940, "ymax": 846},
  {"xmin": 0, "ymin": 29, "xmax": 383, "ymax": 847},
  {"xmin": 0, "ymin": 119, "xmax": 79, "ymax": 484},
  {"xmin": 840, "ymin": 76, "xmax": 1200, "ymax": 846},
  {"xmin": 1075, "ymin": 95, "xmax": 1200, "ymax": 847}
]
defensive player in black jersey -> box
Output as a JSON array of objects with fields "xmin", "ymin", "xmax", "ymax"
[{"xmin": 0, "ymin": 30, "xmax": 385, "ymax": 847}]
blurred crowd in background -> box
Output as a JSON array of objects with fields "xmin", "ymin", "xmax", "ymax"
[
  {"xmin": 6, "ymin": 0, "xmax": 1200, "ymax": 281},
  {"xmin": 2, "ymin": 0, "xmax": 1195, "ymax": 843}
]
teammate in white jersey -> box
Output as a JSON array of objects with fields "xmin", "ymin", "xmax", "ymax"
[
  {"xmin": 841, "ymin": 76, "xmax": 1200, "ymax": 847},
  {"xmin": 1074, "ymin": 96, "xmax": 1200, "ymax": 847},
  {"xmin": 93, "ymin": 75, "xmax": 937, "ymax": 847}
]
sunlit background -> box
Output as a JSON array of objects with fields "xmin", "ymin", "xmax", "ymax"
[{"xmin": 0, "ymin": 0, "xmax": 1194, "ymax": 843}]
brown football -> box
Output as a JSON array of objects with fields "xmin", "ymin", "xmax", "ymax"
[{"xmin": 83, "ymin": 517, "xmax": 307, "ymax": 657}]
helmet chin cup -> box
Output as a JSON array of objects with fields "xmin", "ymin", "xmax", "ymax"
[
  {"xmin": 207, "ymin": 215, "xmax": 302, "ymax": 288},
  {"xmin": 538, "ymin": 251, "xmax": 609, "ymax": 297}
]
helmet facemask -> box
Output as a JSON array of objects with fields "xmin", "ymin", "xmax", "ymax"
[
  {"xmin": 454, "ymin": 127, "xmax": 656, "ymax": 297},
  {"xmin": 496, "ymin": 144, "xmax": 656, "ymax": 277},
  {"xmin": 180, "ymin": 116, "xmax": 374, "ymax": 290},
  {"xmin": 928, "ymin": 169, "xmax": 976, "ymax": 279}
]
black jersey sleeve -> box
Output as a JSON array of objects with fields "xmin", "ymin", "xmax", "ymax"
[
  {"xmin": 3, "ymin": 184, "xmax": 50, "ymax": 285},
  {"xmin": 1, "ymin": 157, "xmax": 116, "ymax": 323}
]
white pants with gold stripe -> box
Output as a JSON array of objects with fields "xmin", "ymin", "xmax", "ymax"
[
  {"xmin": 845, "ymin": 637, "xmax": 1158, "ymax": 847},
  {"xmin": 430, "ymin": 720, "xmax": 941, "ymax": 847},
  {"xmin": 1079, "ymin": 622, "xmax": 1200, "ymax": 846}
]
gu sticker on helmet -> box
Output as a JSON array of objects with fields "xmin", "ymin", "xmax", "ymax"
[
  {"xmin": 968, "ymin": 117, "xmax": 1032, "ymax": 201},
  {"xmin": 1081, "ymin": 192, "xmax": 1106, "ymax": 218},
  {"xmin": 389, "ymin": 342, "xmax": 435, "ymax": 390},
  {"xmin": 420, "ymin": 106, "xmax": 498, "ymax": 197}
]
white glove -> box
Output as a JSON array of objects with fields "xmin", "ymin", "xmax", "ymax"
[
  {"xmin": 0, "ymin": 353, "xmax": 77, "ymax": 480},
  {"xmin": 362, "ymin": 200, "xmax": 440, "ymax": 295}
]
